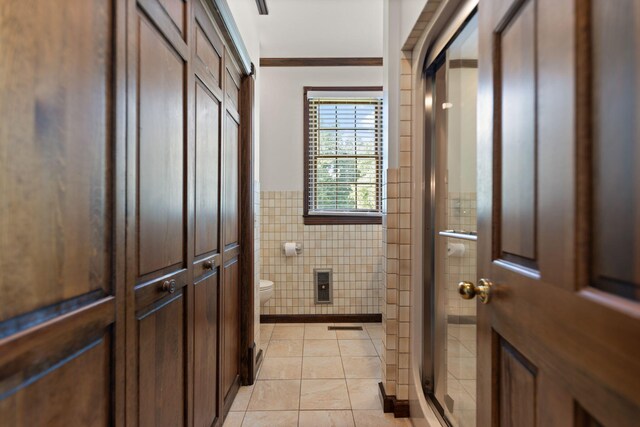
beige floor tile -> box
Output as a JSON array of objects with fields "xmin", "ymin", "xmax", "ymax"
[
  {"xmin": 241, "ymin": 411, "xmax": 298, "ymax": 427},
  {"xmin": 339, "ymin": 339, "xmax": 378, "ymax": 357},
  {"xmin": 272, "ymin": 325, "xmax": 305, "ymax": 340},
  {"xmin": 258, "ymin": 357, "xmax": 302, "ymax": 379},
  {"xmin": 266, "ymin": 340, "xmax": 304, "ymax": 358},
  {"xmin": 372, "ymin": 339, "xmax": 384, "ymax": 357},
  {"xmin": 260, "ymin": 323, "xmax": 275, "ymax": 339},
  {"xmin": 247, "ymin": 380, "xmax": 300, "ymax": 411},
  {"xmin": 300, "ymin": 379, "xmax": 351, "ymax": 410},
  {"xmin": 448, "ymin": 357, "xmax": 476, "ymax": 380},
  {"xmin": 298, "ymin": 410, "xmax": 355, "ymax": 427},
  {"xmin": 460, "ymin": 379, "xmax": 477, "ymax": 401},
  {"xmin": 365, "ymin": 325, "xmax": 383, "ymax": 339},
  {"xmin": 302, "ymin": 356, "xmax": 345, "ymax": 379},
  {"xmin": 223, "ymin": 411, "xmax": 245, "ymax": 427},
  {"xmin": 230, "ymin": 384, "xmax": 254, "ymax": 411},
  {"xmin": 352, "ymin": 410, "xmax": 412, "ymax": 426},
  {"xmin": 304, "ymin": 339, "xmax": 341, "ymax": 357},
  {"xmin": 336, "ymin": 329, "xmax": 370, "ymax": 340},
  {"xmin": 304, "ymin": 324, "xmax": 338, "ymax": 339},
  {"xmin": 347, "ymin": 379, "xmax": 382, "ymax": 410},
  {"xmin": 342, "ymin": 357, "xmax": 382, "ymax": 379}
]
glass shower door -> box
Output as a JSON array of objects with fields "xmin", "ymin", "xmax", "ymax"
[{"xmin": 432, "ymin": 14, "xmax": 478, "ymax": 427}]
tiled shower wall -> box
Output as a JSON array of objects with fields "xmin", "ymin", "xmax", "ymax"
[{"xmin": 260, "ymin": 191, "xmax": 383, "ymax": 315}]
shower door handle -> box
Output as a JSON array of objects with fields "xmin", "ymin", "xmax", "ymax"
[{"xmin": 458, "ymin": 278, "xmax": 493, "ymax": 304}]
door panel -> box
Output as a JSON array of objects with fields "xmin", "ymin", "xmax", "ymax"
[
  {"xmin": 222, "ymin": 258, "xmax": 240, "ymax": 401},
  {"xmin": 0, "ymin": 0, "xmax": 112, "ymax": 322},
  {"xmin": 195, "ymin": 82, "xmax": 221, "ymax": 257},
  {"xmin": 591, "ymin": 0, "xmax": 640, "ymax": 300},
  {"xmin": 478, "ymin": 0, "xmax": 640, "ymax": 426},
  {"xmin": 499, "ymin": 0, "xmax": 537, "ymax": 263},
  {"xmin": 130, "ymin": 3, "xmax": 189, "ymax": 426},
  {"xmin": 194, "ymin": 271, "xmax": 219, "ymax": 427},
  {"xmin": 0, "ymin": 334, "xmax": 111, "ymax": 427},
  {"xmin": 138, "ymin": 15, "xmax": 185, "ymax": 276},
  {"xmin": 223, "ymin": 113, "xmax": 240, "ymax": 248},
  {"xmin": 138, "ymin": 294, "xmax": 185, "ymax": 427},
  {"xmin": 158, "ymin": 0, "xmax": 185, "ymax": 34},
  {"xmin": 499, "ymin": 340, "xmax": 537, "ymax": 427},
  {"xmin": 0, "ymin": 0, "xmax": 118, "ymax": 425}
]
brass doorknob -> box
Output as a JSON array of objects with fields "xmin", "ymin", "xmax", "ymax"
[
  {"xmin": 203, "ymin": 260, "xmax": 214, "ymax": 270},
  {"xmin": 458, "ymin": 278, "xmax": 493, "ymax": 304},
  {"xmin": 161, "ymin": 279, "xmax": 176, "ymax": 294}
]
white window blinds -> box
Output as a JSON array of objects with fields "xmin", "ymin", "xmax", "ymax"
[{"xmin": 307, "ymin": 97, "xmax": 383, "ymax": 215}]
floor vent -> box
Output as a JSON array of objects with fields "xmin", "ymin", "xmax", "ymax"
[
  {"xmin": 328, "ymin": 326, "xmax": 363, "ymax": 331},
  {"xmin": 314, "ymin": 268, "xmax": 333, "ymax": 304}
]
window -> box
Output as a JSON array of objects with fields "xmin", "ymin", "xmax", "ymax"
[{"xmin": 303, "ymin": 87, "xmax": 384, "ymax": 225}]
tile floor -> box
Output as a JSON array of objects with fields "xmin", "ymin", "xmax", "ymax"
[
  {"xmin": 444, "ymin": 323, "xmax": 476, "ymax": 427},
  {"xmin": 223, "ymin": 322, "xmax": 412, "ymax": 427}
]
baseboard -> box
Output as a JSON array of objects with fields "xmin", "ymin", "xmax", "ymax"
[
  {"xmin": 378, "ymin": 382, "xmax": 410, "ymax": 418},
  {"xmin": 260, "ymin": 313, "xmax": 382, "ymax": 324}
]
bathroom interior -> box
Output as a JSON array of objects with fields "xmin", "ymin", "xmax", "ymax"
[
  {"xmin": 4, "ymin": 0, "xmax": 637, "ymax": 425},
  {"xmin": 230, "ymin": 4, "xmax": 480, "ymax": 427}
]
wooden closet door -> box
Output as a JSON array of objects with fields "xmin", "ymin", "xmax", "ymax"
[
  {"xmin": 476, "ymin": 0, "xmax": 640, "ymax": 425},
  {"xmin": 192, "ymin": 1, "xmax": 224, "ymax": 425},
  {"xmin": 126, "ymin": 0, "xmax": 190, "ymax": 425},
  {"xmin": 221, "ymin": 62, "xmax": 242, "ymax": 410},
  {"xmin": 0, "ymin": 0, "xmax": 124, "ymax": 425}
]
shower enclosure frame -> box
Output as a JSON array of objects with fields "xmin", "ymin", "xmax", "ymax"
[{"xmin": 420, "ymin": 4, "xmax": 478, "ymax": 425}]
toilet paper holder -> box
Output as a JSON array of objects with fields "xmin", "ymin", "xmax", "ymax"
[{"xmin": 281, "ymin": 242, "xmax": 303, "ymax": 255}]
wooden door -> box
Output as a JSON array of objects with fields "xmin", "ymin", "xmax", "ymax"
[
  {"xmin": 125, "ymin": 0, "xmax": 190, "ymax": 425},
  {"xmin": 192, "ymin": 1, "xmax": 224, "ymax": 425},
  {"xmin": 0, "ymin": 0, "xmax": 124, "ymax": 425},
  {"xmin": 477, "ymin": 0, "xmax": 640, "ymax": 426},
  {"xmin": 221, "ymin": 61, "xmax": 242, "ymax": 411}
]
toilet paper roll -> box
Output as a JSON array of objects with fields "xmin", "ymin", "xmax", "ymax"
[
  {"xmin": 447, "ymin": 242, "xmax": 466, "ymax": 257},
  {"xmin": 284, "ymin": 242, "xmax": 298, "ymax": 257}
]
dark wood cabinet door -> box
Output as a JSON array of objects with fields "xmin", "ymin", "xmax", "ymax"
[
  {"xmin": 220, "ymin": 62, "xmax": 242, "ymax": 409},
  {"xmin": 193, "ymin": 271, "xmax": 220, "ymax": 427},
  {"xmin": 127, "ymin": 1, "xmax": 190, "ymax": 425},
  {"xmin": 0, "ymin": 0, "xmax": 122, "ymax": 425},
  {"xmin": 477, "ymin": 0, "xmax": 640, "ymax": 425}
]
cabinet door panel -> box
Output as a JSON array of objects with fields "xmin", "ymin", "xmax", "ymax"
[
  {"xmin": 0, "ymin": 0, "xmax": 117, "ymax": 425},
  {"xmin": 195, "ymin": 83, "xmax": 221, "ymax": 257},
  {"xmin": 138, "ymin": 294, "xmax": 186, "ymax": 427},
  {"xmin": 0, "ymin": 0, "xmax": 112, "ymax": 322},
  {"xmin": 194, "ymin": 271, "xmax": 219, "ymax": 426},
  {"xmin": 0, "ymin": 333, "xmax": 111, "ymax": 427},
  {"xmin": 222, "ymin": 258, "xmax": 240, "ymax": 401},
  {"xmin": 223, "ymin": 114, "xmax": 239, "ymax": 247},
  {"xmin": 138, "ymin": 16, "xmax": 185, "ymax": 276}
]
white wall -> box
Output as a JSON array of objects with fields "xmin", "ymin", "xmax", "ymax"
[
  {"xmin": 227, "ymin": 0, "xmax": 261, "ymax": 178},
  {"xmin": 258, "ymin": 0, "xmax": 383, "ymax": 57},
  {"xmin": 259, "ymin": 66, "xmax": 384, "ymax": 191}
]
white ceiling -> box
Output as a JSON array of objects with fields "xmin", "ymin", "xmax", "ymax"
[{"xmin": 257, "ymin": 0, "xmax": 384, "ymax": 58}]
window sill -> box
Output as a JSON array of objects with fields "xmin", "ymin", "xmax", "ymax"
[{"xmin": 303, "ymin": 214, "xmax": 382, "ymax": 225}]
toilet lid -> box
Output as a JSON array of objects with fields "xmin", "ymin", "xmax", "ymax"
[{"xmin": 260, "ymin": 279, "xmax": 273, "ymax": 289}]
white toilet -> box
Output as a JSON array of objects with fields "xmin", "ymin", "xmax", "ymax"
[{"xmin": 259, "ymin": 280, "xmax": 274, "ymax": 306}]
